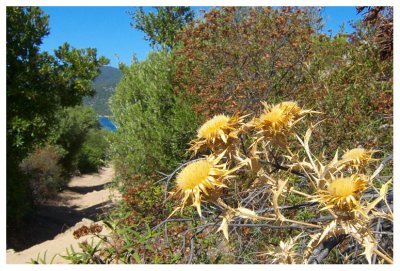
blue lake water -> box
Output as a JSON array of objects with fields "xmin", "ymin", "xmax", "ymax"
[{"xmin": 98, "ymin": 116, "xmax": 117, "ymax": 132}]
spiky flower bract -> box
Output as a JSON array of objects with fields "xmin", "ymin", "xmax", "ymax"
[
  {"xmin": 197, "ymin": 114, "xmax": 230, "ymax": 141},
  {"xmin": 250, "ymin": 101, "xmax": 310, "ymax": 147},
  {"xmin": 341, "ymin": 148, "xmax": 377, "ymax": 170},
  {"xmin": 189, "ymin": 112, "xmax": 246, "ymax": 157},
  {"xmin": 171, "ymin": 153, "xmax": 233, "ymax": 217},
  {"xmin": 314, "ymin": 174, "xmax": 368, "ymax": 210},
  {"xmin": 275, "ymin": 101, "xmax": 302, "ymax": 118},
  {"xmin": 265, "ymin": 235, "xmax": 300, "ymax": 264}
]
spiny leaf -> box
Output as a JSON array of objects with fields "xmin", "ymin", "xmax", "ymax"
[
  {"xmin": 235, "ymin": 207, "xmax": 259, "ymax": 220},
  {"xmin": 318, "ymin": 220, "xmax": 337, "ymax": 245},
  {"xmin": 272, "ymin": 179, "xmax": 288, "ymax": 221},
  {"xmin": 217, "ymin": 211, "xmax": 234, "ymax": 241}
]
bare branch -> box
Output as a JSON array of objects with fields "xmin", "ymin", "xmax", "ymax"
[
  {"xmin": 370, "ymin": 154, "xmax": 393, "ymax": 180},
  {"xmin": 259, "ymin": 159, "xmax": 308, "ymax": 179},
  {"xmin": 308, "ymin": 234, "xmax": 347, "ymax": 264}
]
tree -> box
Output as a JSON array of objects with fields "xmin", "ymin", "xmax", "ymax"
[
  {"xmin": 130, "ymin": 6, "xmax": 194, "ymax": 50},
  {"xmin": 6, "ymin": 7, "xmax": 109, "ymax": 234},
  {"xmin": 7, "ymin": 7, "xmax": 109, "ymax": 160}
]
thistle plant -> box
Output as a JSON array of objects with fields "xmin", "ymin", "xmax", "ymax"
[
  {"xmin": 165, "ymin": 100, "xmax": 393, "ymax": 264},
  {"xmin": 189, "ymin": 113, "xmax": 247, "ymax": 159}
]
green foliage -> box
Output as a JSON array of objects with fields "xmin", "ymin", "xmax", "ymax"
[
  {"xmin": 62, "ymin": 240, "xmax": 104, "ymax": 264},
  {"xmin": 119, "ymin": 182, "xmax": 173, "ymax": 226},
  {"xmin": 49, "ymin": 106, "xmax": 104, "ymax": 174},
  {"xmin": 109, "ymin": 51, "xmax": 198, "ymax": 180},
  {"xmin": 77, "ymin": 129, "xmax": 111, "ymax": 174},
  {"xmin": 7, "ymin": 7, "xmax": 109, "ymax": 159},
  {"xmin": 30, "ymin": 251, "xmax": 57, "ymax": 264},
  {"xmin": 297, "ymin": 30, "xmax": 392, "ymax": 156},
  {"xmin": 61, "ymin": 219, "xmax": 162, "ymax": 264},
  {"xmin": 6, "ymin": 158, "xmax": 34, "ymax": 229},
  {"xmin": 130, "ymin": 7, "xmax": 194, "ymax": 50},
  {"xmin": 6, "ymin": 6, "xmax": 109, "ymax": 231}
]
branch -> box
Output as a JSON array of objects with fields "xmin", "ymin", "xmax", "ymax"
[
  {"xmin": 227, "ymin": 223, "xmax": 316, "ymax": 229},
  {"xmin": 259, "ymin": 159, "xmax": 308, "ymax": 179},
  {"xmin": 308, "ymin": 234, "xmax": 347, "ymax": 264},
  {"xmin": 152, "ymin": 218, "xmax": 193, "ymax": 231},
  {"xmin": 370, "ymin": 154, "xmax": 393, "ymax": 181}
]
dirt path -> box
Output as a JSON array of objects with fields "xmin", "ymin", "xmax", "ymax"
[{"xmin": 6, "ymin": 166, "xmax": 120, "ymax": 264}]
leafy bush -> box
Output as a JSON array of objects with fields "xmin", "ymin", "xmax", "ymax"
[
  {"xmin": 77, "ymin": 129, "xmax": 110, "ymax": 174},
  {"xmin": 19, "ymin": 144, "xmax": 66, "ymax": 203},
  {"xmin": 174, "ymin": 7, "xmax": 320, "ymax": 117},
  {"xmin": 172, "ymin": 6, "xmax": 392, "ymax": 169},
  {"xmin": 109, "ymin": 51, "xmax": 198, "ymax": 180},
  {"xmin": 297, "ymin": 28, "xmax": 392, "ymax": 154},
  {"xmin": 49, "ymin": 105, "xmax": 103, "ymax": 175}
]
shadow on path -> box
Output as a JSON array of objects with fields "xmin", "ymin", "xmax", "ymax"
[
  {"xmin": 66, "ymin": 183, "xmax": 107, "ymax": 195},
  {"xmin": 7, "ymin": 167, "xmax": 116, "ymax": 252},
  {"xmin": 9, "ymin": 201, "xmax": 114, "ymax": 252}
]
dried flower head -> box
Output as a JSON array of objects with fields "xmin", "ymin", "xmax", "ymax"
[
  {"xmin": 170, "ymin": 153, "xmax": 234, "ymax": 217},
  {"xmin": 189, "ymin": 112, "xmax": 246, "ymax": 157},
  {"xmin": 73, "ymin": 225, "xmax": 90, "ymax": 239},
  {"xmin": 250, "ymin": 101, "xmax": 310, "ymax": 147},
  {"xmin": 341, "ymin": 148, "xmax": 378, "ymax": 170},
  {"xmin": 197, "ymin": 114, "xmax": 230, "ymax": 141},
  {"xmin": 73, "ymin": 223, "xmax": 103, "ymax": 239},
  {"xmin": 275, "ymin": 101, "xmax": 302, "ymax": 118},
  {"xmin": 265, "ymin": 235, "xmax": 300, "ymax": 264},
  {"xmin": 314, "ymin": 174, "xmax": 368, "ymax": 210}
]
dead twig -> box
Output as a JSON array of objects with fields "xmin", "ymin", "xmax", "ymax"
[{"xmin": 308, "ymin": 234, "xmax": 347, "ymax": 264}]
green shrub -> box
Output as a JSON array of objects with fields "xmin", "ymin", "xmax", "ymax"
[
  {"xmin": 48, "ymin": 105, "xmax": 102, "ymax": 175},
  {"xmin": 109, "ymin": 51, "xmax": 198, "ymax": 181},
  {"xmin": 296, "ymin": 31, "xmax": 392, "ymax": 157},
  {"xmin": 77, "ymin": 129, "xmax": 110, "ymax": 174}
]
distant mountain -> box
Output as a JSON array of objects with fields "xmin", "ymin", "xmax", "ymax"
[{"xmin": 83, "ymin": 66, "xmax": 122, "ymax": 115}]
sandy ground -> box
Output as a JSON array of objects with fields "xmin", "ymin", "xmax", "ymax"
[{"xmin": 6, "ymin": 166, "xmax": 120, "ymax": 264}]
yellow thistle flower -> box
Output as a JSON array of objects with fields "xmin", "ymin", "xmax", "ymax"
[
  {"xmin": 314, "ymin": 175, "xmax": 368, "ymax": 210},
  {"xmin": 341, "ymin": 148, "xmax": 378, "ymax": 170},
  {"xmin": 170, "ymin": 153, "xmax": 233, "ymax": 217},
  {"xmin": 250, "ymin": 102, "xmax": 296, "ymax": 147},
  {"xmin": 258, "ymin": 106, "xmax": 289, "ymax": 132},
  {"xmin": 274, "ymin": 101, "xmax": 302, "ymax": 119},
  {"xmin": 189, "ymin": 113, "xmax": 246, "ymax": 156},
  {"xmin": 197, "ymin": 114, "xmax": 231, "ymax": 142},
  {"xmin": 250, "ymin": 101, "xmax": 315, "ymax": 148}
]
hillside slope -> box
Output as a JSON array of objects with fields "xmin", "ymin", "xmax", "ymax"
[{"xmin": 84, "ymin": 66, "xmax": 122, "ymax": 115}]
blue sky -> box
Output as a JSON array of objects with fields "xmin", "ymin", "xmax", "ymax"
[{"xmin": 40, "ymin": 6, "xmax": 363, "ymax": 68}]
